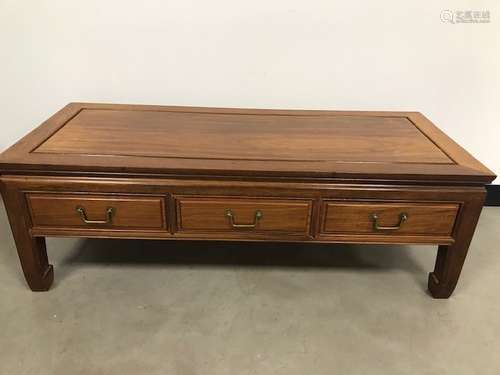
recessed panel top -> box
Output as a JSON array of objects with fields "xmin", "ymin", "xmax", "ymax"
[
  {"xmin": 0, "ymin": 103, "xmax": 495, "ymax": 182},
  {"xmin": 35, "ymin": 108, "xmax": 452, "ymax": 164}
]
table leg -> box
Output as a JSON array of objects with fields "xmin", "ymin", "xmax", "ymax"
[
  {"xmin": 14, "ymin": 236, "xmax": 53, "ymax": 291},
  {"xmin": 428, "ymin": 195, "xmax": 485, "ymax": 298},
  {"xmin": 1, "ymin": 184, "xmax": 53, "ymax": 291}
]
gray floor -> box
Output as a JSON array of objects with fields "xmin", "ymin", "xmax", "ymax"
[{"xmin": 0, "ymin": 205, "xmax": 499, "ymax": 375}]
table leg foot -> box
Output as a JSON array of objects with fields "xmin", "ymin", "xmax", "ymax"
[{"xmin": 18, "ymin": 237, "xmax": 54, "ymax": 291}]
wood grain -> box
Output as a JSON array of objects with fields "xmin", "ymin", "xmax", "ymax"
[
  {"xmin": 0, "ymin": 103, "xmax": 495, "ymax": 183},
  {"xmin": 27, "ymin": 194, "xmax": 166, "ymax": 230},
  {"xmin": 177, "ymin": 196, "xmax": 312, "ymax": 234},
  {"xmin": 322, "ymin": 201, "xmax": 459, "ymax": 235},
  {"xmin": 35, "ymin": 109, "xmax": 452, "ymax": 164}
]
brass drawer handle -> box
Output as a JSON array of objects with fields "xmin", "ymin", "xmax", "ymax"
[
  {"xmin": 371, "ymin": 212, "xmax": 408, "ymax": 231},
  {"xmin": 225, "ymin": 209, "xmax": 262, "ymax": 229},
  {"xmin": 76, "ymin": 206, "xmax": 114, "ymax": 224}
]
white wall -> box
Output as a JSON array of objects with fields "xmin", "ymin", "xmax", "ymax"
[{"xmin": 1, "ymin": 1, "xmax": 499, "ymax": 175}]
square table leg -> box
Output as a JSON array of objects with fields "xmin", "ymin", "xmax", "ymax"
[
  {"xmin": 1, "ymin": 184, "xmax": 53, "ymax": 291},
  {"xmin": 428, "ymin": 194, "xmax": 485, "ymax": 298}
]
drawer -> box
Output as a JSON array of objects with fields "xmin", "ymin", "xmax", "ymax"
[
  {"xmin": 176, "ymin": 196, "xmax": 312, "ymax": 234},
  {"xmin": 321, "ymin": 201, "xmax": 459, "ymax": 236},
  {"xmin": 27, "ymin": 193, "xmax": 166, "ymax": 230}
]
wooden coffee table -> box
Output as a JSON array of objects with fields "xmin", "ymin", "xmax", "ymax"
[{"xmin": 0, "ymin": 103, "xmax": 495, "ymax": 297}]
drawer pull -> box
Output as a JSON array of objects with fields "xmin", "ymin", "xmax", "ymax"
[
  {"xmin": 371, "ymin": 212, "xmax": 408, "ymax": 231},
  {"xmin": 225, "ymin": 209, "xmax": 263, "ymax": 229},
  {"xmin": 76, "ymin": 206, "xmax": 114, "ymax": 224}
]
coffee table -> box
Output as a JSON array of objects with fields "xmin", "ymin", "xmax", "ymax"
[{"xmin": 0, "ymin": 103, "xmax": 495, "ymax": 297}]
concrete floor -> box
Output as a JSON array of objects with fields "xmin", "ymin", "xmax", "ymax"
[{"xmin": 0, "ymin": 205, "xmax": 499, "ymax": 375}]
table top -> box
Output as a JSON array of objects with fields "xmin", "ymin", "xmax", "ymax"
[{"xmin": 0, "ymin": 103, "xmax": 495, "ymax": 184}]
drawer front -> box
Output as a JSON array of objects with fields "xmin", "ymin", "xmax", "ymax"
[
  {"xmin": 176, "ymin": 196, "xmax": 312, "ymax": 234},
  {"xmin": 321, "ymin": 201, "xmax": 459, "ymax": 236},
  {"xmin": 27, "ymin": 194, "xmax": 166, "ymax": 230}
]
